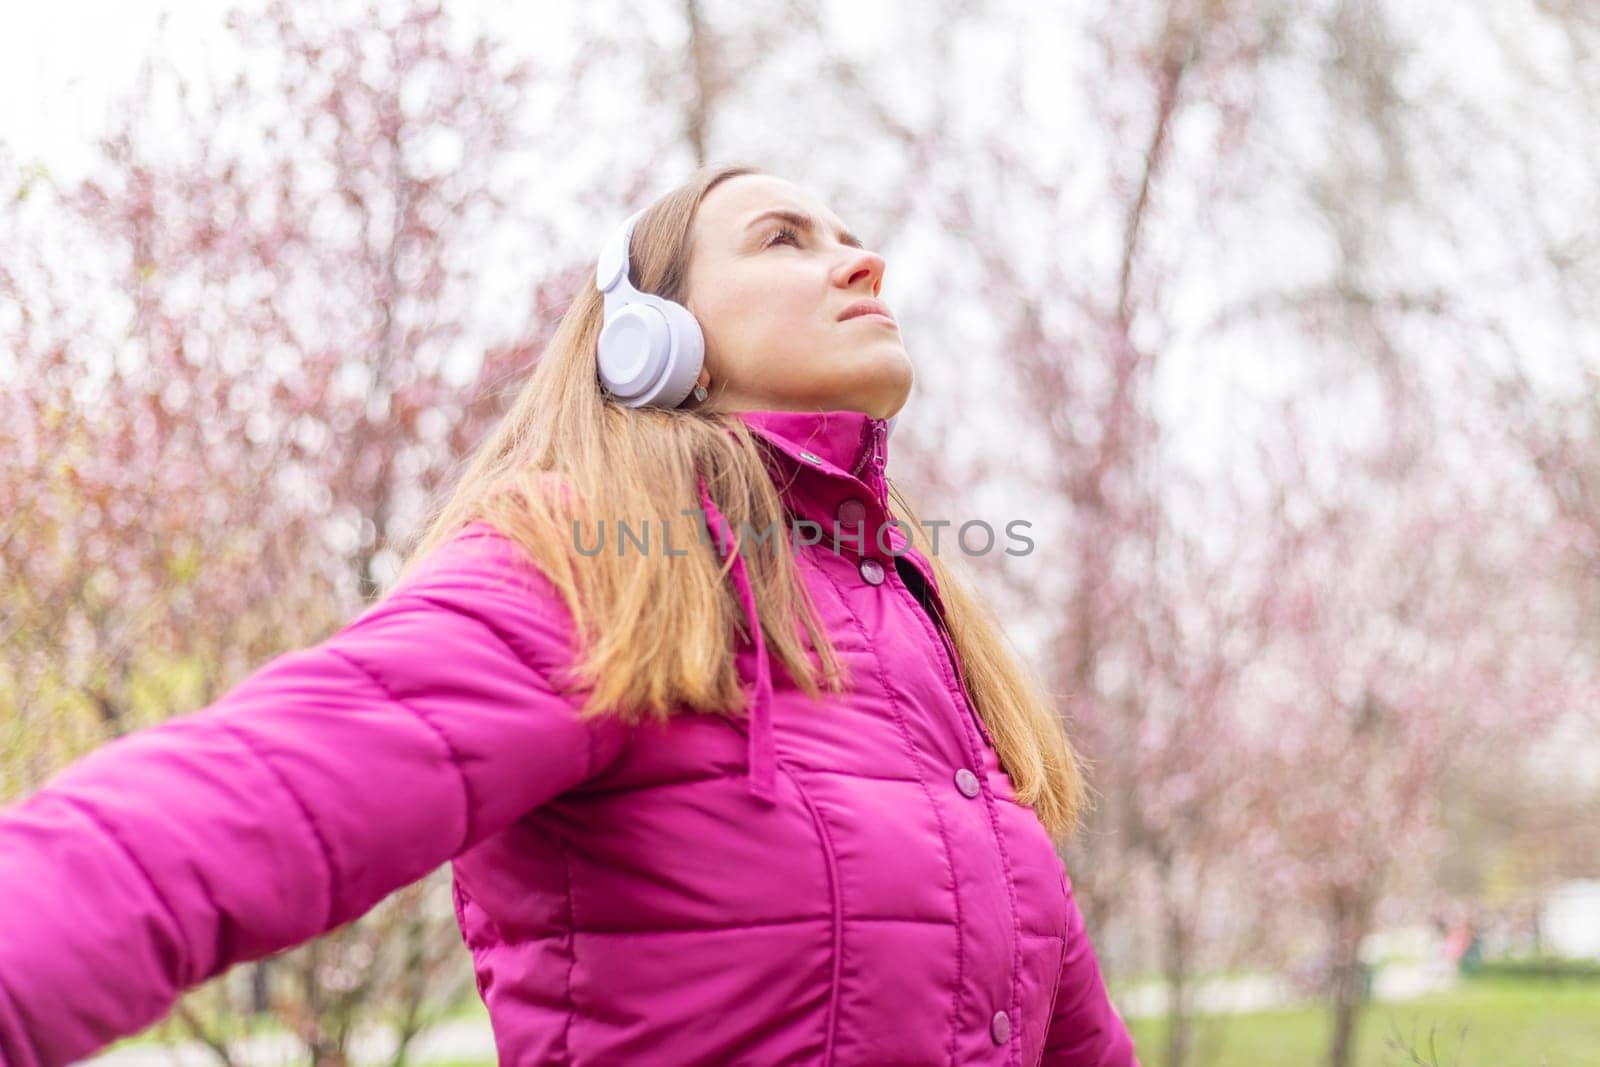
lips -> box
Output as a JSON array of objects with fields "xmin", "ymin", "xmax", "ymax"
[{"xmin": 838, "ymin": 299, "xmax": 895, "ymax": 324}]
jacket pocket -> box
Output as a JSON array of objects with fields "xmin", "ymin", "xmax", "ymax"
[{"xmin": 1020, "ymin": 931, "xmax": 1068, "ymax": 1066}]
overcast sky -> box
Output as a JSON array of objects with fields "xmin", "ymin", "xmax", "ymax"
[
  {"xmin": 3, "ymin": 0, "xmax": 221, "ymax": 178},
  {"xmin": 0, "ymin": 0, "xmax": 1555, "ymax": 508}
]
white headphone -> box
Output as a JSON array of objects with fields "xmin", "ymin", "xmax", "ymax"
[
  {"xmin": 593, "ymin": 205, "xmax": 901, "ymax": 437},
  {"xmin": 595, "ymin": 208, "xmax": 705, "ymax": 409}
]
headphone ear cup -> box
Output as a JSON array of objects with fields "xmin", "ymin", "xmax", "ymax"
[
  {"xmin": 599, "ymin": 294, "xmax": 705, "ymax": 408},
  {"xmin": 593, "ymin": 206, "xmax": 706, "ymax": 408},
  {"xmin": 597, "ymin": 302, "xmax": 672, "ymax": 403},
  {"xmin": 659, "ymin": 299, "xmax": 705, "ymax": 390}
]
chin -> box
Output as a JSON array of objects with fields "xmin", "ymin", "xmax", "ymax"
[
  {"xmin": 866, "ymin": 353, "xmax": 914, "ymax": 413},
  {"xmin": 829, "ymin": 380, "xmax": 912, "ymax": 421}
]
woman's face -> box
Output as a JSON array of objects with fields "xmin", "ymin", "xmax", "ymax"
[{"xmin": 682, "ymin": 174, "xmax": 913, "ymax": 419}]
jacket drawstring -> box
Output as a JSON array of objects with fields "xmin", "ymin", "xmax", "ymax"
[{"xmin": 696, "ymin": 474, "xmax": 777, "ymax": 806}]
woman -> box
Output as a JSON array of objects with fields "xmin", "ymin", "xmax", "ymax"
[{"xmin": 0, "ymin": 163, "xmax": 1139, "ymax": 1066}]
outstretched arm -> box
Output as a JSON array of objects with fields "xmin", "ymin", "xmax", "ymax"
[{"xmin": 0, "ymin": 522, "xmax": 623, "ymax": 1066}]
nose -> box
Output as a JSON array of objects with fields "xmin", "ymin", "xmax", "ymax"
[{"xmin": 834, "ymin": 246, "xmax": 886, "ymax": 297}]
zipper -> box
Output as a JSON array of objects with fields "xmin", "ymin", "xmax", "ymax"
[
  {"xmin": 849, "ymin": 419, "xmax": 889, "ymax": 508},
  {"xmin": 871, "ymin": 422, "xmax": 887, "ymax": 502},
  {"xmin": 864, "ymin": 417, "xmax": 993, "ymax": 749}
]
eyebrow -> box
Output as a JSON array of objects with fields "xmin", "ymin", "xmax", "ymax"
[{"xmin": 745, "ymin": 209, "xmax": 864, "ymax": 250}]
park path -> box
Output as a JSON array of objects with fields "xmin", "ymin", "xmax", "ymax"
[{"xmin": 1116, "ymin": 961, "xmax": 1458, "ymax": 1018}]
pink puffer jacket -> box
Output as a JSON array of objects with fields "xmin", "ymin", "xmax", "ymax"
[{"xmin": 0, "ymin": 407, "xmax": 1139, "ymax": 1066}]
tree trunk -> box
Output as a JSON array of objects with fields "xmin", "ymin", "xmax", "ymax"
[
  {"xmin": 1158, "ymin": 854, "xmax": 1195, "ymax": 1067},
  {"xmin": 1323, "ymin": 885, "xmax": 1375, "ymax": 1067}
]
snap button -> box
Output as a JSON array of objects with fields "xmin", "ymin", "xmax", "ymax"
[
  {"xmin": 859, "ymin": 558, "xmax": 885, "ymax": 585},
  {"xmin": 836, "ymin": 496, "xmax": 866, "ymax": 527},
  {"xmin": 990, "ymin": 1009, "xmax": 1011, "ymax": 1045},
  {"xmin": 954, "ymin": 768, "xmax": 980, "ymax": 798}
]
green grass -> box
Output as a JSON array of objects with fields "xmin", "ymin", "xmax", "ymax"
[{"xmin": 1124, "ymin": 975, "xmax": 1600, "ymax": 1067}]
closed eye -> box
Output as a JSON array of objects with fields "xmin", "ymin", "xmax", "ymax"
[{"xmin": 764, "ymin": 224, "xmax": 802, "ymax": 248}]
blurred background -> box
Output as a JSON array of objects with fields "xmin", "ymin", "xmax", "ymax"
[{"xmin": 3, "ymin": 0, "xmax": 1599, "ymax": 1064}]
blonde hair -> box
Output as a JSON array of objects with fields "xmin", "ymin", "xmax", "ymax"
[{"xmin": 395, "ymin": 162, "xmax": 1091, "ymax": 841}]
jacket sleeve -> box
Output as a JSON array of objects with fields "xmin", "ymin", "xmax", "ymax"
[
  {"xmin": 0, "ymin": 521, "xmax": 627, "ymax": 1067},
  {"xmin": 1042, "ymin": 870, "xmax": 1141, "ymax": 1066}
]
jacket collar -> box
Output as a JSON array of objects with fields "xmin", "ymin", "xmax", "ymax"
[
  {"xmin": 732, "ymin": 408, "xmax": 892, "ymax": 510},
  {"xmin": 708, "ymin": 408, "xmax": 893, "ymax": 805}
]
